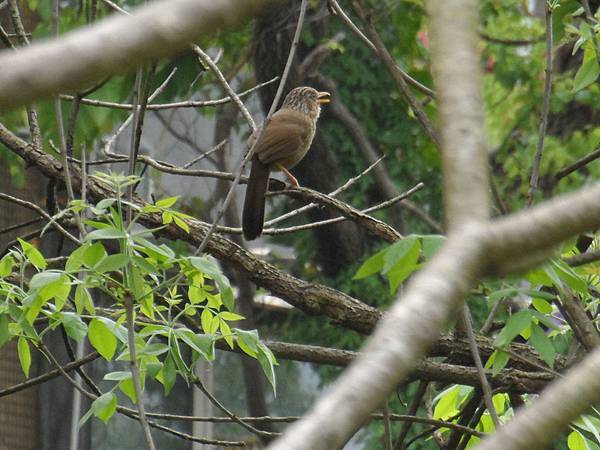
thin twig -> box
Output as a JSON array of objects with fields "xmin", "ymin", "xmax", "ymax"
[
  {"xmin": 192, "ymin": 377, "xmax": 279, "ymax": 439},
  {"xmin": 0, "ymin": 193, "xmax": 79, "ymax": 244},
  {"xmin": 383, "ymin": 400, "xmax": 394, "ymax": 450},
  {"xmin": 183, "ymin": 139, "xmax": 227, "ymax": 169},
  {"xmin": 192, "ymin": 46, "xmax": 256, "ymax": 132},
  {"xmin": 41, "ymin": 344, "xmax": 245, "ymax": 446},
  {"xmin": 125, "ymin": 295, "xmax": 156, "ymax": 450},
  {"xmin": 555, "ymin": 147, "xmax": 600, "ymax": 181},
  {"xmin": 327, "ymin": 0, "xmax": 435, "ymax": 98},
  {"xmin": 462, "ymin": 306, "xmax": 500, "ymax": 427},
  {"xmin": 393, "ymin": 381, "xmax": 428, "ymax": 450},
  {"xmin": 352, "ymin": 0, "xmax": 441, "ymax": 150},
  {"xmin": 0, "ymin": 217, "xmax": 44, "ymax": 235},
  {"xmin": 6, "ymin": 0, "xmax": 43, "ymax": 152},
  {"xmin": 527, "ymin": 2, "xmax": 553, "ymax": 206},
  {"xmin": 264, "ymin": 182, "xmax": 423, "ymax": 236},
  {"xmin": 265, "ymin": 156, "xmax": 386, "ymax": 226},
  {"xmin": 272, "ymin": 185, "xmax": 403, "ymax": 242},
  {"xmin": 60, "ymin": 77, "xmax": 278, "ymax": 111},
  {"xmin": 0, "ymin": 352, "xmax": 100, "ymax": 398},
  {"xmin": 103, "ymin": 68, "xmax": 177, "ymax": 155}
]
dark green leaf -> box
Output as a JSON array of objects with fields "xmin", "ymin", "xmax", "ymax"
[
  {"xmin": 59, "ymin": 312, "xmax": 88, "ymax": 342},
  {"xmin": 495, "ymin": 310, "xmax": 532, "ymax": 347},
  {"xmin": 0, "ymin": 314, "xmax": 9, "ymax": 348},
  {"xmin": 161, "ymin": 353, "xmax": 176, "ymax": 395},
  {"xmin": 529, "ymin": 323, "xmax": 555, "ymax": 368}
]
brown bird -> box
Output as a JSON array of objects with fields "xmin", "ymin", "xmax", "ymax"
[{"xmin": 242, "ymin": 87, "xmax": 330, "ymax": 240}]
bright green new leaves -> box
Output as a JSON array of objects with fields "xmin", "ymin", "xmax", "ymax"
[
  {"xmin": 354, "ymin": 235, "xmax": 444, "ymax": 293},
  {"xmin": 0, "ymin": 254, "xmax": 16, "ymax": 277},
  {"xmin": 573, "ymin": 39, "xmax": 600, "ymax": 93},
  {"xmin": 433, "ymin": 385, "xmax": 473, "ymax": 421},
  {"xmin": 18, "ymin": 239, "xmax": 46, "ymax": 270},
  {"xmin": 190, "ymin": 256, "xmax": 235, "ymax": 311},
  {"xmin": 80, "ymin": 392, "xmax": 117, "ymax": 425},
  {"xmin": 17, "ymin": 336, "xmax": 31, "ymax": 377},
  {"xmin": 88, "ymin": 318, "xmax": 117, "ymax": 360},
  {"xmin": 0, "ymin": 172, "xmax": 278, "ymax": 423}
]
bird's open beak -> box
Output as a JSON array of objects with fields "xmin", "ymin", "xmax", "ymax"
[{"xmin": 317, "ymin": 91, "xmax": 331, "ymax": 104}]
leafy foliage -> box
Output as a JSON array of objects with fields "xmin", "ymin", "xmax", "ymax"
[{"xmin": 0, "ymin": 173, "xmax": 276, "ymax": 424}]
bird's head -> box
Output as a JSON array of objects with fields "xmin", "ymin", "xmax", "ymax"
[{"xmin": 282, "ymin": 86, "xmax": 330, "ymax": 121}]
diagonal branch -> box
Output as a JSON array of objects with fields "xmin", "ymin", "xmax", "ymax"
[{"xmin": 0, "ymin": 0, "xmax": 274, "ymax": 110}]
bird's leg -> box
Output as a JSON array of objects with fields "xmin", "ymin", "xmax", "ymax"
[{"xmin": 276, "ymin": 163, "xmax": 299, "ymax": 188}]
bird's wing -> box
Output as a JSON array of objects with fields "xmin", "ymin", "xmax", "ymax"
[{"xmin": 254, "ymin": 111, "xmax": 312, "ymax": 165}]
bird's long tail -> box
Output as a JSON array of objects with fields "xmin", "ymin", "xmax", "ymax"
[{"xmin": 242, "ymin": 156, "xmax": 270, "ymax": 240}]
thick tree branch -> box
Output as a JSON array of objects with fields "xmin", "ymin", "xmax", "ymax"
[{"xmin": 0, "ymin": 0, "xmax": 274, "ymax": 110}]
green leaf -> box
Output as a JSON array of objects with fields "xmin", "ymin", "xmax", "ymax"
[
  {"xmin": 88, "ymin": 319, "xmax": 117, "ymax": 360},
  {"xmin": 382, "ymin": 236, "xmax": 419, "ymax": 274},
  {"xmin": 257, "ymin": 342, "xmax": 277, "ymax": 394},
  {"xmin": 353, "ymin": 247, "xmax": 386, "ymax": 279},
  {"xmin": 220, "ymin": 319, "xmax": 234, "ymax": 349},
  {"xmin": 532, "ymin": 297, "xmax": 553, "ymax": 314},
  {"xmin": 155, "ymin": 196, "xmax": 179, "ymax": 208},
  {"xmin": 93, "ymin": 254, "xmax": 129, "ymax": 274},
  {"xmin": 494, "ymin": 310, "xmax": 532, "ymax": 348},
  {"xmin": 386, "ymin": 239, "xmax": 421, "ymax": 293},
  {"xmin": 573, "ymin": 47, "xmax": 600, "ymax": 93},
  {"xmin": 551, "ymin": 259, "xmax": 588, "ymax": 294},
  {"xmin": 568, "ymin": 430, "xmax": 587, "ymax": 450},
  {"xmin": 83, "ymin": 242, "xmax": 107, "ymax": 267},
  {"xmin": 119, "ymin": 378, "xmax": 137, "ymax": 403},
  {"xmin": 18, "ymin": 239, "xmax": 47, "ymax": 270},
  {"xmin": 160, "ymin": 353, "xmax": 177, "ymax": 395},
  {"xmin": 65, "ymin": 242, "xmax": 89, "ymax": 272},
  {"xmin": 219, "ymin": 312, "xmax": 244, "ymax": 321},
  {"xmin": 0, "ymin": 254, "xmax": 16, "ymax": 277},
  {"xmin": 85, "ymin": 227, "xmax": 127, "ymax": 241},
  {"xmin": 91, "ymin": 392, "xmax": 117, "ymax": 423},
  {"xmin": 173, "ymin": 216, "xmax": 190, "ymax": 233},
  {"xmin": 103, "ymin": 371, "xmax": 132, "ymax": 381},
  {"xmin": 487, "ymin": 288, "xmax": 519, "ymax": 304},
  {"xmin": 235, "ymin": 328, "xmax": 259, "ymax": 357},
  {"xmin": 421, "ymin": 235, "xmax": 446, "ymax": 260},
  {"xmin": 29, "ymin": 271, "xmax": 62, "ymax": 290},
  {"xmin": 74, "ymin": 285, "xmax": 95, "ymax": 315},
  {"xmin": 490, "ymin": 350, "xmax": 509, "ymax": 376},
  {"xmin": 529, "ymin": 323, "xmax": 555, "ymax": 368},
  {"xmin": 59, "ymin": 312, "xmax": 88, "ymax": 342},
  {"xmin": 96, "ymin": 198, "xmax": 116, "ymax": 211},
  {"xmin": 194, "ymin": 334, "xmax": 215, "ymax": 361},
  {"xmin": 201, "ymin": 308, "xmax": 214, "ymax": 335},
  {"xmin": 0, "ymin": 314, "xmax": 9, "ymax": 348},
  {"xmin": 17, "ymin": 337, "xmax": 31, "ymax": 377},
  {"xmin": 433, "ymin": 385, "xmax": 460, "ymax": 420},
  {"xmin": 190, "ymin": 256, "xmax": 234, "ymax": 310},
  {"xmin": 176, "ymin": 329, "xmax": 210, "ymax": 359}
]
